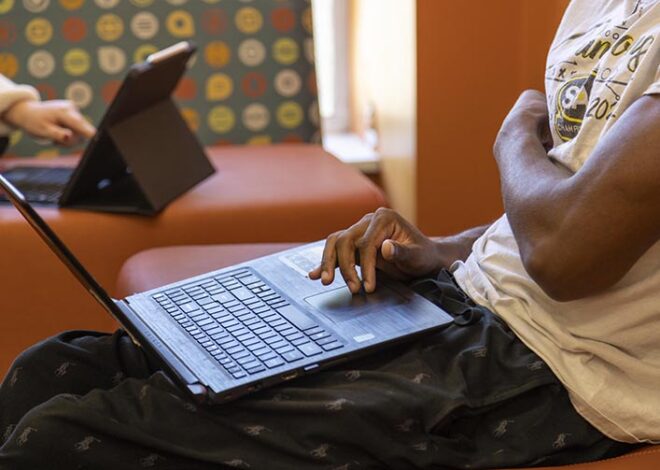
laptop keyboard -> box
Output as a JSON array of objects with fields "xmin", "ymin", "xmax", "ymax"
[
  {"xmin": 152, "ymin": 270, "xmax": 344, "ymax": 379},
  {"xmin": 1, "ymin": 167, "xmax": 72, "ymax": 203}
]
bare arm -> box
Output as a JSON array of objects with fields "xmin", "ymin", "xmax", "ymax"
[{"xmin": 495, "ymin": 90, "xmax": 660, "ymax": 301}]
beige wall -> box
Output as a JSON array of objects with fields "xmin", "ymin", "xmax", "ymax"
[{"xmin": 349, "ymin": 0, "xmax": 417, "ymax": 220}]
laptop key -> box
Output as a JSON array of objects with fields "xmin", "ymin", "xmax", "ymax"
[
  {"xmin": 227, "ymin": 304, "xmax": 247, "ymax": 313},
  {"xmin": 252, "ymin": 346, "xmax": 271, "ymax": 357},
  {"xmin": 196, "ymin": 317, "xmax": 214, "ymax": 327},
  {"xmin": 309, "ymin": 330, "xmax": 331, "ymax": 341},
  {"xmin": 304, "ymin": 326, "xmax": 325, "ymax": 336},
  {"xmin": 242, "ymin": 336, "xmax": 261, "ymax": 347},
  {"xmin": 236, "ymin": 354, "xmax": 258, "ymax": 366},
  {"xmin": 291, "ymin": 337, "xmax": 311, "ymax": 347},
  {"xmin": 321, "ymin": 341, "xmax": 343, "ymax": 351},
  {"xmin": 197, "ymin": 297, "xmax": 214, "ymax": 306},
  {"xmin": 239, "ymin": 275, "xmax": 261, "ymax": 286},
  {"xmin": 268, "ymin": 299, "xmax": 289, "ymax": 309},
  {"xmin": 246, "ymin": 340, "xmax": 267, "ymax": 351},
  {"xmin": 264, "ymin": 358, "xmax": 285, "ymax": 369},
  {"xmin": 258, "ymin": 351, "xmax": 278, "ymax": 362},
  {"xmin": 180, "ymin": 303, "xmax": 199, "ymax": 313},
  {"xmin": 231, "ymin": 287, "xmax": 254, "ymax": 301},
  {"xmin": 232, "ymin": 349, "xmax": 251, "ymax": 360},
  {"xmin": 212, "ymin": 334, "xmax": 232, "ymax": 344},
  {"xmin": 226, "ymin": 345, "xmax": 245, "ymax": 355},
  {"xmin": 204, "ymin": 325, "xmax": 223, "ymax": 335},
  {"xmin": 243, "ymin": 316, "xmax": 260, "ymax": 326},
  {"xmin": 298, "ymin": 343, "xmax": 323, "ymax": 357},
  {"xmin": 282, "ymin": 331, "xmax": 304, "ymax": 341},
  {"xmin": 264, "ymin": 335, "xmax": 284, "ymax": 345},
  {"xmin": 232, "ymin": 371, "xmax": 248, "ymax": 379},
  {"xmin": 273, "ymin": 344, "xmax": 294, "ymax": 354},
  {"xmin": 212, "ymin": 293, "xmax": 234, "ymax": 304},
  {"xmin": 315, "ymin": 336, "xmax": 337, "ymax": 346},
  {"xmin": 259, "ymin": 330, "xmax": 278, "ymax": 341},
  {"xmin": 245, "ymin": 364, "xmax": 266, "ymax": 374},
  {"xmin": 276, "ymin": 305, "xmax": 318, "ymax": 331},
  {"xmin": 282, "ymin": 350, "xmax": 304, "ymax": 362}
]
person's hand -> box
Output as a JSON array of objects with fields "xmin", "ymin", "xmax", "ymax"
[
  {"xmin": 496, "ymin": 89, "xmax": 553, "ymax": 153},
  {"xmin": 2, "ymin": 99, "xmax": 96, "ymax": 146},
  {"xmin": 309, "ymin": 208, "xmax": 457, "ymax": 294}
]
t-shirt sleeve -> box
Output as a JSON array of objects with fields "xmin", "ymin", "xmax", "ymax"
[{"xmin": 0, "ymin": 74, "xmax": 40, "ymax": 137}]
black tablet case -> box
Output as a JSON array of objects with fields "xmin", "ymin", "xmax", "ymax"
[{"xmin": 58, "ymin": 43, "xmax": 214, "ymax": 216}]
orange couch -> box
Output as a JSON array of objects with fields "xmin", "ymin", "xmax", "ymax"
[
  {"xmin": 115, "ymin": 243, "xmax": 659, "ymax": 470},
  {"xmin": 0, "ymin": 144, "xmax": 386, "ymax": 374}
]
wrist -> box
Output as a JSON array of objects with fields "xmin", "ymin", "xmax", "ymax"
[
  {"xmin": 431, "ymin": 237, "xmax": 468, "ymax": 272},
  {"xmin": 2, "ymin": 99, "xmax": 32, "ymax": 129}
]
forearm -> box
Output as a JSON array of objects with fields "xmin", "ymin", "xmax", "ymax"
[{"xmin": 495, "ymin": 122, "xmax": 574, "ymax": 249}]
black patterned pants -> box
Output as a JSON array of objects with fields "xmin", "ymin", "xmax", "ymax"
[{"xmin": 0, "ymin": 273, "xmax": 633, "ymax": 469}]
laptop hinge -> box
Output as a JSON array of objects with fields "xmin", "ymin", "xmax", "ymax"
[{"xmin": 113, "ymin": 300, "xmax": 207, "ymax": 399}]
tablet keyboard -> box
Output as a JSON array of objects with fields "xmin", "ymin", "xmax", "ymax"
[{"xmin": 152, "ymin": 270, "xmax": 344, "ymax": 379}]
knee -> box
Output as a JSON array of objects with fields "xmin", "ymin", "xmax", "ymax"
[
  {"xmin": 3, "ymin": 331, "xmax": 111, "ymax": 390},
  {"xmin": 0, "ymin": 395, "xmax": 85, "ymax": 469}
]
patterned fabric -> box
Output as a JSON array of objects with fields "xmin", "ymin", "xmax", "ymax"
[
  {"xmin": 0, "ymin": 273, "xmax": 632, "ymax": 469},
  {"xmin": 0, "ymin": 0, "xmax": 320, "ymax": 157}
]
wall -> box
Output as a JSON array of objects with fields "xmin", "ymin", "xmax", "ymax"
[
  {"xmin": 416, "ymin": 0, "xmax": 569, "ymax": 235},
  {"xmin": 349, "ymin": 0, "xmax": 416, "ymax": 220}
]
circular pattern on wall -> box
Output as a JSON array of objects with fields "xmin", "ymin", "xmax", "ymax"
[
  {"xmin": 97, "ymin": 45, "xmax": 126, "ymax": 74},
  {"xmin": 130, "ymin": 11, "xmax": 158, "ymax": 40},
  {"xmin": 22, "ymin": 0, "xmax": 50, "ymax": 13},
  {"xmin": 25, "ymin": 17, "xmax": 52, "ymax": 45},
  {"xmin": 27, "ymin": 49, "xmax": 55, "ymax": 78},
  {"xmin": 5, "ymin": 0, "xmax": 320, "ymax": 157},
  {"xmin": 238, "ymin": 38, "xmax": 266, "ymax": 67},
  {"xmin": 274, "ymin": 69, "xmax": 301, "ymax": 97},
  {"xmin": 63, "ymin": 48, "xmax": 90, "ymax": 76},
  {"xmin": 96, "ymin": 13, "xmax": 123, "ymax": 42},
  {"xmin": 235, "ymin": 6, "xmax": 263, "ymax": 34},
  {"xmin": 242, "ymin": 103, "xmax": 270, "ymax": 131},
  {"xmin": 65, "ymin": 80, "xmax": 93, "ymax": 108}
]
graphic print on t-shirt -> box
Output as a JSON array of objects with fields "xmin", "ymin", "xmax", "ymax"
[{"xmin": 545, "ymin": 0, "xmax": 657, "ymax": 143}]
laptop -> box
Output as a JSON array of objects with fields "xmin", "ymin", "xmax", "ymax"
[
  {"xmin": 0, "ymin": 175, "xmax": 453, "ymax": 404},
  {"xmin": 0, "ymin": 42, "xmax": 214, "ymax": 216}
]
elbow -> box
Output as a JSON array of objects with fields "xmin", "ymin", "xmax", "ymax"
[{"xmin": 521, "ymin": 242, "xmax": 585, "ymax": 302}]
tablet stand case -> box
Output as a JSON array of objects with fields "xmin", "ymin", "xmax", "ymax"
[
  {"xmin": 58, "ymin": 98, "xmax": 214, "ymax": 216},
  {"xmin": 58, "ymin": 44, "xmax": 215, "ymax": 216}
]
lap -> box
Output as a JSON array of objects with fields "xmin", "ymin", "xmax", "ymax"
[{"xmin": 0, "ymin": 292, "xmax": 631, "ymax": 469}]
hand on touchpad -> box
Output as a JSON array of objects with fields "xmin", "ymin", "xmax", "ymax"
[{"xmin": 304, "ymin": 285, "xmax": 405, "ymax": 323}]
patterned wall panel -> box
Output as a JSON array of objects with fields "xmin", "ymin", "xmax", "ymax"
[{"xmin": 0, "ymin": 0, "xmax": 320, "ymax": 157}]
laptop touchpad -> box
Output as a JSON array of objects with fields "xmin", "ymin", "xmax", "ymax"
[{"xmin": 304, "ymin": 285, "xmax": 407, "ymax": 324}]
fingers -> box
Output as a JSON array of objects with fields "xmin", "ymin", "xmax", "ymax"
[
  {"xmin": 357, "ymin": 216, "xmax": 392, "ymax": 293},
  {"xmin": 336, "ymin": 231, "xmax": 361, "ymax": 293},
  {"xmin": 56, "ymin": 103, "xmax": 96, "ymax": 140},
  {"xmin": 309, "ymin": 232, "xmax": 339, "ymax": 285},
  {"xmin": 309, "ymin": 214, "xmax": 374, "ymax": 292},
  {"xmin": 41, "ymin": 123, "xmax": 74, "ymax": 145}
]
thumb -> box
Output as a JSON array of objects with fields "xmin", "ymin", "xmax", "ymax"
[{"xmin": 381, "ymin": 239, "xmax": 412, "ymax": 264}]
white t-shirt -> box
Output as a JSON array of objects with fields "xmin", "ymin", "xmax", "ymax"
[{"xmin": 452, "ymin": 0, "xmax": 660, "ymax": 443}]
